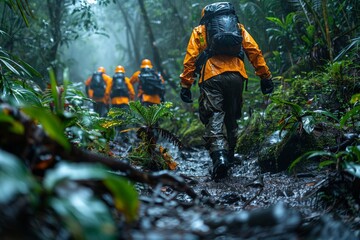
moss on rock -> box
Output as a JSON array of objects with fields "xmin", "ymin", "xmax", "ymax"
[{"xmin": 258, "ymin": 122, "xmax": 342, "ymax": 173}]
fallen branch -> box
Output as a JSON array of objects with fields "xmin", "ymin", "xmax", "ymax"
[
  {"xmin": 0, "ymin": 102, "xmax": 197, "ymax": 199},
  {"xmin": 67, "ymin": 147, "xmax": 197, "ymax": 199}
]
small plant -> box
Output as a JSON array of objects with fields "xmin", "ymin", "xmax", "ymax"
[
  {"xmin": 289, "ymin": 95, "xmax": 360, "ymax": 173},
  {"xmin": 266, "ymin": 12, "xmax": 298, "ymax": 68},
  {"xmin": 40, "ymin": 68, "xmax": 114, "ymax": 153},
  {"xmin": 289, "ymin": 144, "xmax": 360, "ymax": 173},
  {"xmin": 267, "ymin": 97, "xmax": 338, "ymax": 136},
  {"xmin": 340, "ymin": 94, "xmax": 360, "ymax": 130},
  {"xmin": 106, "ymin": 101, "xmax": 181, "ymax": 170}
]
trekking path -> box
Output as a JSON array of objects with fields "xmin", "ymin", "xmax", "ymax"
[{"xmin": 120, "ymin": 144, "xmax": 359, "ymax": 239}]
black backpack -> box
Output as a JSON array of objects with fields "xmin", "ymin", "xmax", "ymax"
[
  {"xmin": 111, "ymin": 72, "xmax": 129, "ymax": 98},
  {"xmin": 90, "ymin": 72, "xmax": 106, "ymax": 98},
  {"xmin": 195, "ymin": 2, "xmax": 244, "ymax": 74},
  {"xmin": 202, "ymin": 2, "xmax": 243, "ymax": 57},
  {"xmin": 139, "ymin": 68, "xmax": 164, "ymax": 95}
]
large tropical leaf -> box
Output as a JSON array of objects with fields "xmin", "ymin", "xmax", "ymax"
[
  {"xmin": 0, "ymin": 48, "xmax": 40, "ymax": 78},
  {"xmin": 0, "ymin": 110, "xmax": 24, "ymax": 134},
  {"xmin": 21, "ymin": 106, "xmax": 70, "ymax": 151},
  {"xmin": 5, "ymin": 85, "xmax": 42, "ymax": 107},
  {"xmin": 44, "ymin": 162, "xmax": 139, "ymax": 222},
  {"xmin": 104, "ymin": 175, "xmax": 139, "ymax": 222},
  {"xmin": 49, "ymin": 189, "xmax": 117, "ymax": 240},
  {"xmin": 0, "ymin": 150, "xmax": 40, "ymax": 203}
]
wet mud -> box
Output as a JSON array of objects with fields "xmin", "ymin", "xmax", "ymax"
[{"xmin": 116, "ymin": 143, "xmax": 360, "ymax": 239}]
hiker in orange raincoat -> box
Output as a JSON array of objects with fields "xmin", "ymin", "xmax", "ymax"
[
  {"xmin": 85, "ymin": 66, "xmax": 112, "ymax": 117},
  {"xmin": 179, "ymin": 2, "xmax": 274, "ymax": 180},
  {"xmin": 110, "ymin": 65, "xmax": 135, "ymax": 109},
  {"xmin": 130, "ymin": 59, "xmax": 165, "ymax": 107}
]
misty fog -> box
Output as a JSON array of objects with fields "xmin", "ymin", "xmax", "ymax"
[{"xmin": 60, "ymin": 2, "xmax": 138, "ymax": 84}]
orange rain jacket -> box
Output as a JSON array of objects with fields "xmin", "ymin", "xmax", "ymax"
[
  {"xmin": 130, "ymin": 70, "xmax": 165, "ymax": 104},
  {"xmin": 180, "ymin": 24, "xmax": 271, "ymax": 88},
  {"xmin": 110, "ymin": 76, "xmax": 135, "ymax": 105},
  {"xmin": 85, "ymin": 73, "xmax": 113, "ymax": 104}
]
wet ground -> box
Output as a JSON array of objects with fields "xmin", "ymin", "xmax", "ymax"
[{"xmin": 114, "ymin": 142, "xmax": 360, "ymax": 239}]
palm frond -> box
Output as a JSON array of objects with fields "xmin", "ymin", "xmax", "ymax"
[{"xmin": 4, "ymin": 0, "xmax": 33, "ymax": 26}]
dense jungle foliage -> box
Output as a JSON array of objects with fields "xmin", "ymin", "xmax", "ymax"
[{"xmin": 0, "ymin": 0, "xmax": 359, "ymax": 239}]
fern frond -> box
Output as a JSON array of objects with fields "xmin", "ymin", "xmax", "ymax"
[
  {"xmin": 127, "ymin": 101, "xmax": 173, "ymax": 127},
  {"xmin": 150, "ymin": 103, "xmax": 173, "ymax": 125},
  {"xmin": 107, "ymin": 107, "xmax": 128, "ymax": 118},
  {"xmin": 129, "ymin": 101, "xmax": 148, "ymax": 120}
]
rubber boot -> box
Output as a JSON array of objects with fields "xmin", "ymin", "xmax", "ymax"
[{"xmin": 211, "ymin": 150, "xmax": 229, "ymax": 180}]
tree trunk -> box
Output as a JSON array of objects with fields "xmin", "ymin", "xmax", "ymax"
[
  {"xmin": 137, "ymin": 0, "xmax": 177, "ymax": 91},
  {"xmin": 321, "ymin": 0, "xmax": 333, "ymax": 61},
  {"xmin": 46, "ymin": 0, "xmax": 64, "ymax": 83},
  {"xmin": 137, "ymin": 0, "xmax": 162, "ymax": 72},
  {"xmin": 116, "ymin": 1, "xmax": 140, "ymax": 64},
  {"xmin": 165, "ymin": 0, "xmax": 187, "ymax": 37}
]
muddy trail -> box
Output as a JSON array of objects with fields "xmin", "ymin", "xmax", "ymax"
[{"xmin": 112, "ymin": 142, "xmax": 360, "ymax": 240}]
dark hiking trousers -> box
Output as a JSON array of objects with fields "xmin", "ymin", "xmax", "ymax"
[
  {"xmin": 93, "ymin": 102, "xmax": 107, "ymax": 117},
  {"xmin": 112, "ymin": 104, "xmax": 129, "ymax": 141},
  {"xmin": 199, "ymin": 72, "xmax": 245, "ymax": 158}
]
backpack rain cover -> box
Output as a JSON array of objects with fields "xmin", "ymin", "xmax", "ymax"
[
  {"xmin": 111, "ymin": 72, "xmax": 129, "ymax": 97},
  {"xmin": 139, "ymin": 68, "xmax": 164, "ymax": 95},
  {"xmin": 90, "ymin": 72, "xmax": 106, "ymax": 98},
  {"xmin": 201, "ymin": 2, "xmax": 243, "ymax": 57}
]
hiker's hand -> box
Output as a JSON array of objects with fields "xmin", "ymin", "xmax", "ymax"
[
  {"xmin": 261, "ymin": 78, "xmax": 274, "ymax": 95},
  {"xmin": 180, "ymin": 87, "xmax": 193, "ymax": 103}
]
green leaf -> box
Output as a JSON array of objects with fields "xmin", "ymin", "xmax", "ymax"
[
  {"xmin": 0, "ymin": 112, "xmax": 24, "ymax": 134},
  {"xmin": 289, "ymin": 150, "xmax": 335, "ymax": 171},
  {"xmin": 0, "ymin": 58, "xmax": 20, "ymax": 75},
  {"xmin": 340, "ymin": 105, "xmax": 360, "ymax": 128},
  {"xmin": 0, "ymin": 150, "xmax": 40, "ymax": 203},
  {"xmin": 289, "ymin": 153, "xmax": 308, "ymax": 171},
  {"xmin": 312, "ymin": 110, "xmax": 339, "ymax": 121},
  {"xmin": 48, "ymin": 68, "xmax": 60, "ymax": 114},
  {"xmin": 15, "ymin": 0, "xmax": 30, "ymax": 26},
  {"xmin": 104, "ymin": 176, "xmax": 139, "ymax": 222},
  {"xmin": 49, "ymin": 189, "xmax": 116, "ymax": 240},
  {"xmin": 43, "ymin": 162, "xmax": 108, "ymax": 191},
  {"xmin": 21, "ymin": 107, "xmax": 70, "ymax": 150},
  {"xmin": 302, "ymin": 115, "xmax": 315, "ymax": 134},
  {"xmin": 271, "ymin": 97, "xmax": 303, "ymax": 116},
  {"xmin": 307, "ymin": 151, "xmax": 334, "ymax": 159},
  {"xmin": 344, "ymin": 162, "xmax": 360, "ymax": 178},
  {"xmin": 12, "ymin": 55, "xmax": 42, "ymax": 78},
  {"xmin": 266, "ymin": 17, "xmax": 284, "ymax": 28},
  {"xmin": 7, "ymin": 86, "xmax": 42, "ymax": 107},
  {"xmin": 345, "ymin": 145, "xmax": 360, "ymax": 161},
  {"xmin": 350, "ymin": 94, "xmax": 360, "ymax": 105},
  {"xmin": 319, "ymin": 159, "xmax": 336, "ymax": 168},
  {"xmin": 44, "ymin": 162, "xmax": 139, "ymax": 225}
]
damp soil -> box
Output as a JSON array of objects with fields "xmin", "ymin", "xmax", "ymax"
[{"xmin": 114, "ymin": 142, "xmax": 360, "ymax": 239}]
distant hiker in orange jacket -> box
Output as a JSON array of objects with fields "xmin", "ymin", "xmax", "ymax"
[
  {"xmin": 130, "ymin": 59, "xmax": 165, "ymax": 107},
  {"xmin": 110, "ymin": 65, "xmax": 135, "ymax": 109},
  {"xmin": 85, "ymin": 66, "xmax": 112, "ymax": 117}
]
